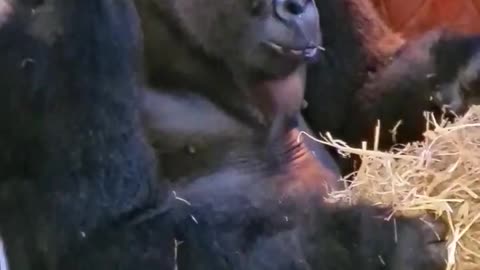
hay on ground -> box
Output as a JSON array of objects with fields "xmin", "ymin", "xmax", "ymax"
[{"xmin": 302, "ymin": 105, "xmax": 480, "ymax": 270}]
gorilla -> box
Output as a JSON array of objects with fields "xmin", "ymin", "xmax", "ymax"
[
  {"xmin": 135, "ymin": 0, "xmax": 448, "ymax": 269},
  {"xmin": 0, "ymin": 0, "xmax": 450, "ymax": 269},
  {"xmin": 302, "ymin": 0, "xmax": 480, "ymax": 173},
  {"xmin": 0, "ymin": 0, "xmax": 175, "ymax": 269},
  {"xmin": 136, "ymin": 0, "xmax": 342, "ymax": 188}
]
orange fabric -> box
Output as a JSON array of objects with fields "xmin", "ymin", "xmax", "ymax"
[{"xmin": 372, "ymin": 0, "xmax": 480, "ymax": 38}]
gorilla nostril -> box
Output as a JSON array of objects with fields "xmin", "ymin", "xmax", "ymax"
[
  {"xmin": 284, "ymin": 0, "xmax": 304, "ymax": 15},
  {"xmin": 274, "ymin": 0, "xmax": 305, "ymax": 21}
]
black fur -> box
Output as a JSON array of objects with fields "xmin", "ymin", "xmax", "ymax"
[
  {"xmin": 135, "ymin": 0, "xmax": 447, "ymax": 269},
  {"xmin": 135, "ymin": 0, "xmax": 341, "ymax": 187},
  {"xmin": 0, "ymin": 0, "xmax": 449, "ymax": 269},
  {"xmin": 0, "ymin": 1, "xmax": 174, "ymax": 269},
  {"xmin": 168, "ymin": 160, "xmax": 447, "ymax": 270},
  {"xmin": 303, "ymin": 0, "xmax": 480, "ymax": 173}
]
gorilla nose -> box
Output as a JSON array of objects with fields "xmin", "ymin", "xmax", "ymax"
[
  {"xmin": 272, "ymin": 0, "xmax": 321, "ymax": 47},
  {"xmin": 274, "ymin": 0, "xmax": 307, "ymax": 21}
]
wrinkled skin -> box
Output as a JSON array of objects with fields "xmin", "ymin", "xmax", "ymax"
[
  {"xmin": 303, "ymin": 0, "xmax": 480, "ymax": 174},
  {"xmin": 135, "ymin": 0, "xmax": 448, "ymax": 269}
]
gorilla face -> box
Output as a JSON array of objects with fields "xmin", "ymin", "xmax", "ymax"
[{"xmin": 169, "ymin": 0, "xmax": 322, "ymax": 79}]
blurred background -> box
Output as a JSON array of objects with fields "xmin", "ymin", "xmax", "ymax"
[{"xmin": 372, "ymin": 0, "xmax": 480, "ymax": 38}]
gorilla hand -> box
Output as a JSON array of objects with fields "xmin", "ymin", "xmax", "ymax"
[
  {"xmin": 390, "ymin": 213, "xmax": 447, "ymax": 270},
  {"xmin": 307, "ymin": 206, "xmax": 447, "ymax": 270}
]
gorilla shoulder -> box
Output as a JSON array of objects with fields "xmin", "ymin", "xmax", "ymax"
[{"xmin": 0, "ymin": 0, "xmax": 174, "ymax": 269}]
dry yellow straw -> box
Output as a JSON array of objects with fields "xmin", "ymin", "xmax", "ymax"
[{"xmin": 300, "ymin": 105, "xmax": 480, "ymax": 270}]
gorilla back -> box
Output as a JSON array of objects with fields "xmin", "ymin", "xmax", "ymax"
[{"xmin": 0, "ymin": 1, "xmax": 169, "ymax": 269}]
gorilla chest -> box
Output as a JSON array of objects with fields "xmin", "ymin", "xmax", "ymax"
[
  {"xmin": 157, "ymin": 141, "xmax": 239, "ymax": 183},
  {"xmin": 156, "ymin": 130, "xmax": 338, "ymax": 194},
  {"xmin": 142, "ymin": 89, "xmax": 338, "ymax": 190}
]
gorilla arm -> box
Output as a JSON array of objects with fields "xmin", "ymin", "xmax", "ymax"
[
  {"xmin": 343, "ymin": 30, "xmax": 480, "ymax": 151},
  {"xmin": 169, "ymin": 169, "xmax": 446, "ymax": 270}
]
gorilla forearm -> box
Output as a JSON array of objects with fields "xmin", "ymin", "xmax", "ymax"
[
  {"xmin": 170, "ymin": 175, "xmax": 446, "ymax": 270},
  {"xmin": 341, "ymin": 29, "xmax": 480, "ymax": 150},
  {"xmin": 56, "ymin": 213, "xmax": 176, "ymax": 270},
  {"xmin": 304, "ymin": 0, "xmax": 405, "ymax": 136},
  {"xmin": 304, "ymin": 0, "xmax": 480, "ymax": 176}
]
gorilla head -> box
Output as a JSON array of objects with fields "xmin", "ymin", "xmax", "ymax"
[
  {"xmin": 167, "ymin": 0, "xmax": 321, "ymax": 78},
  {"xmin": 136, "ymin": 0, "xmax": 323, "ymax": 123}
]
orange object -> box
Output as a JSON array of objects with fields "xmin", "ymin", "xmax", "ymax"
[{"xmin": 372, "ymin": 0, "xmax": 480, "ymax": 38}]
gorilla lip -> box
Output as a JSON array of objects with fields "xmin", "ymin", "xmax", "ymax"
[{"xmin": 265, "ymin": 41, "xmax": 320, "ymax": 60}]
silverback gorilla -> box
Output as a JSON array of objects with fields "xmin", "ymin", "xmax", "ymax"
[
  {"xmin": 136, "ymin": 0, "xmax": 448, "ymax": 269},
  {"xmin": 0, "ymin": 0, "xmax": 175, "ymax": 269},
  {"xmin": 302, "ymin": 0, "xmax": 480, "ymax": 173}
]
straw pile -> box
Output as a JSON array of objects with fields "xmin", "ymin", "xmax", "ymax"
[{"xmin": 306, "ymin": 105, "xmax": 480, "ymax": 270}]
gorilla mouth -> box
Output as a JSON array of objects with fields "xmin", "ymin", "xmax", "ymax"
[{"xmin": 265, "ymin": 41, "xmax": 322, "ymax": 60}]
